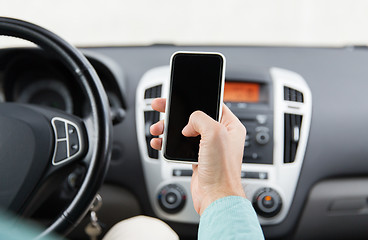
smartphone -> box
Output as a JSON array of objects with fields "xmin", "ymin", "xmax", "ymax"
[{"xmin": 163, "ymin": 51, "xmax": 226, "ymax": 163}]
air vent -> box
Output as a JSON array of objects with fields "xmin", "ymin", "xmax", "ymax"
[
  {"xmin": 145, "ymin": 85, "xmax": 162, "ymax": 99},
  {"xmin": 144, "ymin": 111, "xmax": 160, "ymax": 159},
  {"xmin": 284, "ymin": 86, "xmax": 303, "ymax": 103},
  {"xmin": 142, "ymin": 84, "xmax": 163, "ymax": 159},
  {"xmin": 284, "ymin": 113, "xmax": 303, "ymax": 163}
]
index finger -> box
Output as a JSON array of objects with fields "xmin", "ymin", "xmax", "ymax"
[{"xmin": 151, "ymin": 98, "xmax": 166, "ymax": 113}]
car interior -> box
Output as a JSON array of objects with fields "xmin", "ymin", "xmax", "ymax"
[{"xmin": 1, "ymin": 1, "xmax": 368, "ymax": 239}]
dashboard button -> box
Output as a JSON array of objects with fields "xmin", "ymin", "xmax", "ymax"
[
  {"xmin": 241, "ymin": 171, "xmax": 268, "ymax": 179},
  {"xmin": 262, "ymin": 195, "xmax": 275, "ymax": 208},
  {"xmin": 241, "ymin": 171, "xmax": 258, "ymax": 179},
  {"xmin": 259, "ymin": 172, "xmax": 268, "ymax": 179},
  {"xmin": 166, "ymin": 192, "xmax": 177, "ymax": 204},
  {"xmin": 237, "ymin": 103, "xmax": 247, "ymax": 109},
  {"xmin": 256, "ymin": 115, "xmax": 267, "ymax": 125},
  {"xmin": 255, "ymin": 126, "xmax": 269, "ymax": 132},
  {"xmin": 244, "ymin": 153, "xmax": 261, "ymax": 160},
  {"xmin": 158, "ymin": 184, "xmax": 186, "ymax": 213},
  {"xmin": 253, "ymin": 188, "xmax": 282, "ymax": 218},
  {"xmin": 256, "ymin": 132, "xmax": 270, "ymax": 145},
  {"xmin": 173, "ymin": 169, "xmax": 193, "ymax": 177}
]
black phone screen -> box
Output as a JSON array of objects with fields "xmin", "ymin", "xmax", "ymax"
[{"xmin": 164, "ymin": 52, "xmax": 224, "ymax": 162}]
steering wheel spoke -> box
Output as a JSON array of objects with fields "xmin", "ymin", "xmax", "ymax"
[
  {"xmin": 0, "ymin": 103, "xmax": 88, "ymax": 213},
  {"xmin": 25, "ymin": 104, "xmax": 89, "ymax": 169}
]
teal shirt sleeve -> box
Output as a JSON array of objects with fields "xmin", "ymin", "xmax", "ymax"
[
  {"xmin": 0, "ymin": 210, "xmax": 63, "ymax": 240},
  {"xmin": 198, "ymin": 196, "xmax": 265, "ymax": 240}
]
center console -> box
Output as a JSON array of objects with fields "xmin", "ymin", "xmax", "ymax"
[{"xmin": 136, "ymin": 65, "xmax": 312, "ymax": 225}]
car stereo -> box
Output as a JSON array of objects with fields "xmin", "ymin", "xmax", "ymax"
[{"xmin": 224, "ymin": 80, "xmax": 273, "ymax": 165}]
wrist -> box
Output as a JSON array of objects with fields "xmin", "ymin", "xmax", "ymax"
[{"xmin": 199, "ymin": 188, "xmax": 246, "ymax": 215}]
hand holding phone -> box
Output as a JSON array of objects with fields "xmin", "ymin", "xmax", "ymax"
[
  {"xmin": 150, "ymin": 99, "xmax": 247, "ymax": 214},
  {"xmin": 162, "ymin": 51, "xmax": 226, "ymax": 163}
]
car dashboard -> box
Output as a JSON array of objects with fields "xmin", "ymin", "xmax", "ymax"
[{"xmin": 1, "ymin": 45, "xmax": 368, "ymax": 239}]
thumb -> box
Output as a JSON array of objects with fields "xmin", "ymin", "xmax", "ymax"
[{"xmin": 182, "ymin": 111, "xmax": 218, "ymax": 137}]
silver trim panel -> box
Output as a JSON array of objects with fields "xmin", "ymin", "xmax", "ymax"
[
  {"xmin": 136, "ymin": 66, "xmax": 312, "ymax": 224},
  {"xmin": 51, "ymin": 117, "xmax": 83, "ymax": 166}
]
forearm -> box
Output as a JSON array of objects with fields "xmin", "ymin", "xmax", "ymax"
[{"xmin": 198, "ymin": 196, "xmax": 264, "ymax": 240}]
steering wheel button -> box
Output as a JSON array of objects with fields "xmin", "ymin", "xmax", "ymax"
[
  {"xmin": 68, "ymin": 124, "xmax": 77, "ymax": 135},
  {"xmin": 54, "ymin": 120, "xmax": 66, "ymax": 139},
  {"xmin": 70, "ymin": 144, "xmax": 79, "ymax": 156},
  {"xmin": 68, "ymin": 124, "xmax": 80, "ymax": 156},
  {"xmin": 55, "ymin": 140, "xmax": 68, "ymax": 163}
]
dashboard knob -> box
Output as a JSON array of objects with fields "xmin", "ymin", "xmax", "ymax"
[
  {"xmin": 158, "ymin": 184, "xmax": 186, "ymax": 213},
  {"xmin": 253, "ymin": 188, "xmax": 282, "ymax": 218},
  {"xmin": 256, "ymin": 132, "xmax": 270, "ymax": 145}
]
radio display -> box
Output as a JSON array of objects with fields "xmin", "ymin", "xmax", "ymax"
[{"xmin": 224, "ymin": 82, "xmax": 260, "ymax": 103}]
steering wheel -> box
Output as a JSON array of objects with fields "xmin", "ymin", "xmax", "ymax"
[{"xmin": 0, "ymin": 17, "xmax": 112, "ymax": 237}]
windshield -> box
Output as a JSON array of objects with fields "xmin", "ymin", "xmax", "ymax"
[{"xmin": 2, "ymin": 0, "xmax": 368, "ymax": 47}]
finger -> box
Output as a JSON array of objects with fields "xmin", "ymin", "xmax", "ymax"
[
  {"xmin": 150, "ymin": 138, "xmax": 162, "ymax": 150},
  {"xmin": 221, "ymin": 103, "xmax": 245, "ymax": 131},
  {"xmin": 151, "ymin": 98, "xmax": 166, "ymax": 113},
  {"xmin": 150, "ymin": 119, "xmax": 164, "ymax": 136},
  {"xmin": 182, "ymin": 110, "xmax": 218, "ymax": 137},
  {"xmin": 221, "ymin": 103, "xmax": 240, "ymax": 123},
  {"xmin": 192, "ymin": 164, "xmax": 198, "ymax": 174}
]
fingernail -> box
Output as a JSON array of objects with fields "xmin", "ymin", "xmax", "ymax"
[
  {"xmin": 182, "ymin": 124, "xmax": 189, "ymax": 135},
  {"xmin": 150, "ymin": 123, "xmax": 156, "ymax": 135}
]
